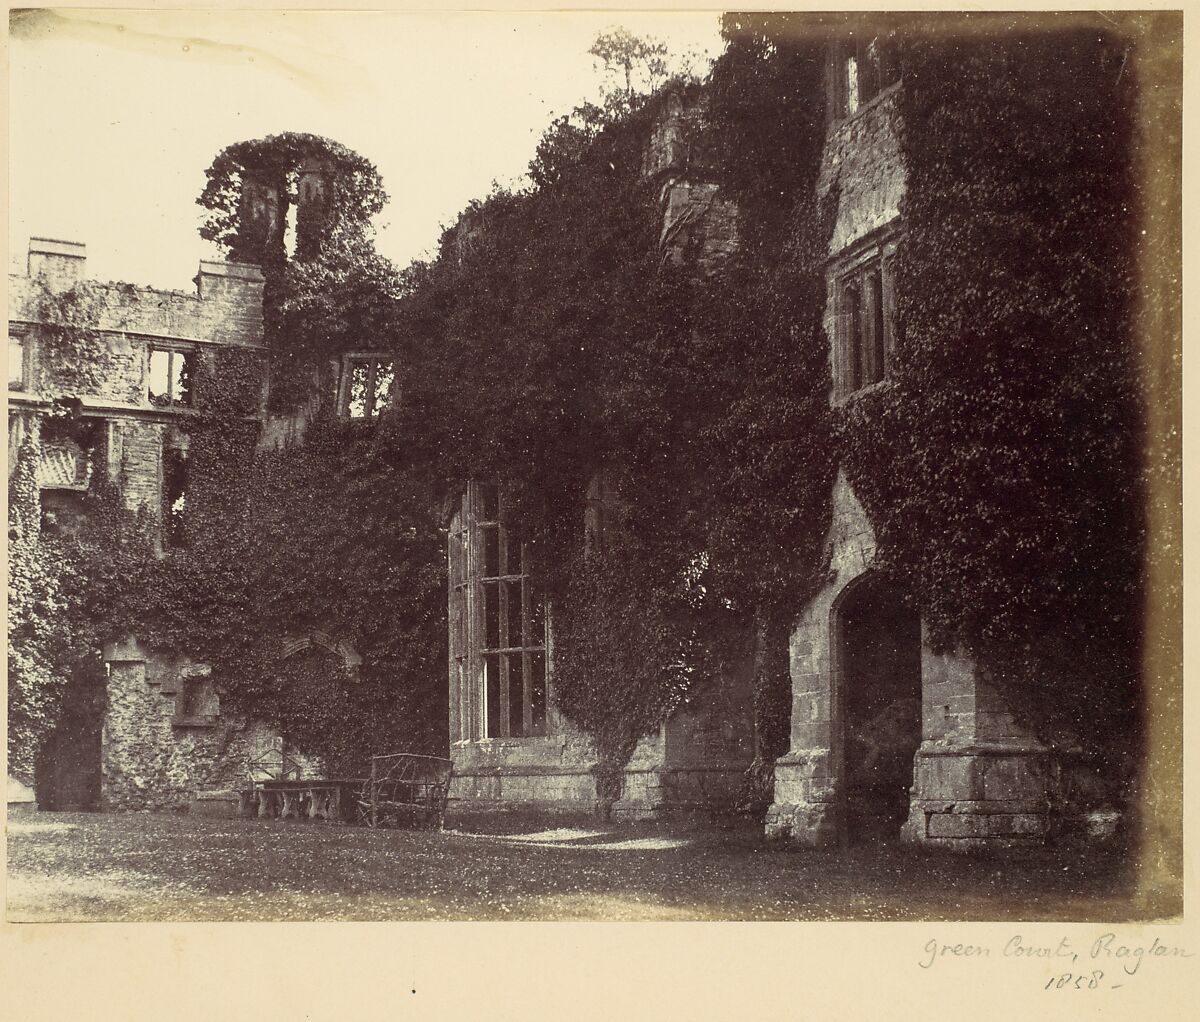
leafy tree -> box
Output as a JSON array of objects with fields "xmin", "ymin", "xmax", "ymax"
[{"xmin": 589, "ymin": 27, "xmax": 670, "ymax": 116}]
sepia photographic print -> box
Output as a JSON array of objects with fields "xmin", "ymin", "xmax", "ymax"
[{"xmin": 2, "ymin": 6, "xmax": 1189, "ymax": 1011}]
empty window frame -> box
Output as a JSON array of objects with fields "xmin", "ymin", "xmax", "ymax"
[
  {"xmin": 163, "ymin": 446, "xmax": 189, "ymax": 549},
  {"xmin": 342, "ymin": 355, "xmax": 396, "ymax": 419},
  {"xmin": 837, "ymin": 255, "xmax": 893, "ymax": 398},
  {"xmin": 9, "ymin": 333, "xmax": 27, "ymax": 391},
  {"xmin": 148, "ymin": 347, "xmax": 194, "ymax": 408},
  {"xmin": 835, "ymin": 35, "xmax": 899, "ymax": 120},
  {"xmin": 448, "ymin": 482, "xmax": 547, "ymax": 741}
]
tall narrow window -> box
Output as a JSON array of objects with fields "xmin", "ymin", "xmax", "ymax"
[
  {"xmin": 845, "ymin": 281, "xmax": 864, "ymax": 393},
  {"xmin": 163, "ymin": 447, "xmax": 189, "ymax": 549},
  {"xmin": 449, "ymin": 482, "xmax": 548, "ymax": 741},
  {"xmin": 9, "ymin": 334, "xmax": 26, "ymax": 391},
  {"xmin": 837, "ymin": 253, "xmax": 894, "ymax": 399},
  {"xmin": 837, "ymin": 36, "xmax": 899, "ymax": 121},
  {"xmin": 868, "ymin": 266, "xmax": 886, "ymax": 385},
  {"xmin": 341, "ymin": 355, "xmax": 395, "ymax": 419},
  {"xmin": 148, "ymin": 348, "xmax": 194, "ymax": 408}
]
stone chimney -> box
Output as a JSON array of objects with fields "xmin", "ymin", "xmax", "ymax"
[
  {"xmin": 196, "ymin": 260, "xmax": 265, "ymax": 343},
  {"xmin": 196, "ymin": 259, "xmax": 265, "ymax": 301},
  {"xmin": 28, "ymin": 238, "xmax": 86, "ymax": 291}
]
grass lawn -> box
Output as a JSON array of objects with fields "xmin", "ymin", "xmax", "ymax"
[{"xmin": 5, "ymin": 810, "xmax": 1178, "ymax": 922}]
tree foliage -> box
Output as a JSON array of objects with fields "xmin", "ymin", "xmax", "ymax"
[{"xmin": 588, "ymin": 27, "xmax": 670, "ymax": 117}]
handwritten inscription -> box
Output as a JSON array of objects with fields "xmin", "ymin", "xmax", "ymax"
[{"xmin": 919, "ymin": 932, "xmax": 1192, "ymax": 987}]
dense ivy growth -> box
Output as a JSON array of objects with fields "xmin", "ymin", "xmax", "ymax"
[
  {"xmin": 550, "ymin": 546, "xmax": 702, "ymax": 814},
  {"xmin": 371, "ymin": 17, "xmax": 844, "ymax": 806},
  {"xmin": 200, "ymin": 132, "xmax": 398, "ymax": 412},
  {"xmin": 840, "ymin": 23, "xmax": 1149, "ymax": 778},
  {"xmin": 10, "ymin": 17, "xmax": 1168, "ymax": 815},
  {"xmin": 702, "ymin": 16, "xmax": 838, "ymax": 801},
  {"xmin": 198, "ymin": 132, "xmax": 386, "ymax": 265},
  {"xmin": 378, "ymin": 92, "xmax": 725, "ymax": 788},
  {"xmin": 7, "ymin": 415, "xmax": 155, "ymax": 784}
]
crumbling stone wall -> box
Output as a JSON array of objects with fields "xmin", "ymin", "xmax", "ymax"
[
  {"xmin": 102, "ymin": 646, "xmax": 280, "ymax": 810},
  {"xmin": 7, "ymin": 238, "xmax": 294, "ymax": 813},
  {"xmin": 643, "ymin": 89, "xmax": 740, "ymax": 274},
  {"xmin": 9, "ymin": 244, "xmax": 266, "ymax": 350},
  {"xmin": 818, "ymin": 86, "xmax": 906, "ymax": 252}
]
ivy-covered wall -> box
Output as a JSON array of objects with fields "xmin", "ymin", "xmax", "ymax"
[
  {"xmin": 8, "ymin": 15, "xmax": 1176, "ymax": 847},
  {"xmin": 7, "ymin": 238, "xmax": 285, "ymax": 809}
]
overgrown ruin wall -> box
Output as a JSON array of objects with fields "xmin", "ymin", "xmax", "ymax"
[
  {"xmin": 450, "ymin": 655, "xmax": 755, "ymax": 820},
  {"xmin": 764, "ymin": 79, "xmax": 1107, "ymax": 849},
  {"xmin": 102, "ymin": 645, "xmax": 283, "ymax": 811},
  {"xmin": 7, "ymin": 238, "xmax": 294, "ymax": 812},
  {"xmin": 447, "ymin": 91, "xmax": 754, "ymax": 821}
]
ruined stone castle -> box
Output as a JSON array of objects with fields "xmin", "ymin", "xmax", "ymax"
[
  {"xmin": 444, "ymin": 32, "xmax": 1134, "ymax": 850},
  {"xmin": 7, "ymin": 239, "xmax": 286, "ymax": 811},
  {"xmin": 8, "ymin": 23, "xmax": 1153, "ymax": 849}
]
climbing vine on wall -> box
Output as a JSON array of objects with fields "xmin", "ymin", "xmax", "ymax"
[
  {"xmin": 374, "ymin": 21, "xmax": 845, "ymax": 807},
  {"xmin": 27, "ymin": 279, "xmax": 138, "ymax": 396},
  {"xmin": 838, "ymin": 22, "xmax": 1149, "ymax": 774},
  {"xmin": 6, "ymin": 414, "xmax": 156, "ymax": 785},
  {"xmin": 11, "ymin": 19, "xmax": 1162, "ymax": 808},
  {"xmin": 199, "ymin": 132, "xmax": 398, "ymax": 412},
  {"xmin": 702, "ymin": 16, "xmax": 839, "ymax": 805},
  {"xmin": 198, "ymin": 132, "xmax": 386, "ymax": 265}
]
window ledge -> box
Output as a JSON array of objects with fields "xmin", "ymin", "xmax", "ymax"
[
  {"xmin": 456, "ymin": 735, "xmax": 551, "ymax": 748},
  {"xmin": 145, "ymin": 404, "xmax": 200, "ymax": 416},
  {"xmin": 828, "ymin": 79, "xmax": 902, "ymax": 136}
]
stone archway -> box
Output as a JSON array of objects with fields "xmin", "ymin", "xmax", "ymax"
[
  {"xmin": 272, "ymin": 631, "xmax": 363, "ymax": 777},
  {"xmin": 832, "ymin": 573, "xmax": 922, "ymax": 844},
  {"xmin": 278, "ymin": 631, "xmax": 361, "ymax": 670}
]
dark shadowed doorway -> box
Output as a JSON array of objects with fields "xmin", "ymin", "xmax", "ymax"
[
  {"xmin": 35, "ymin": 666, "xmax": 106, "ymax": 811},
  {"xmin": 835, "ymin": 575, "xmax": 922, "ymax": 845}
]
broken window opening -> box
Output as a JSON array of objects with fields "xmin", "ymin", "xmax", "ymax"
[
  {"xmin": 175, "ymin": 675, "xmax": 219, "ymax": 724},
  {"xmin": 342, "ymin": 355, "xmax": 396, "ymax": 419},
  {"xmin": 148, "ymin": 347, "xmax": 194, "ymax": 408},
  {"xmin": 837, "ymin": 36, "xmax": 900, "ymax": 121},
  {"xmin": 163, "ymin": 446, "xmax": 190, "ymax": 549},
  {"xmin": 845, "ymin": 54, "xmax": 861, "ymax": 116}
]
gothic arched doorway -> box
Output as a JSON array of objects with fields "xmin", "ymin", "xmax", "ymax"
[{"xmin": 833, "ymin": 574, "xmax": 922, "ymax": 844}]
